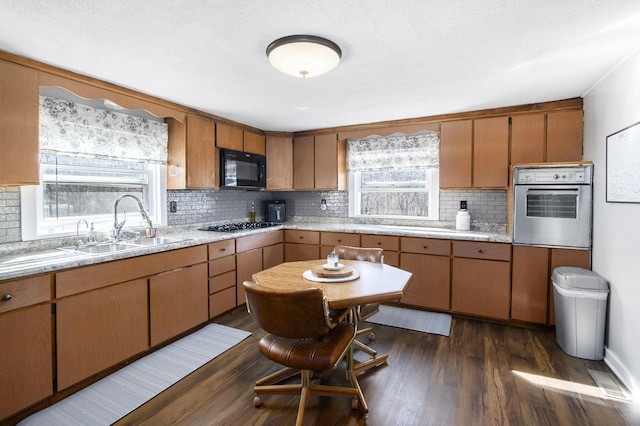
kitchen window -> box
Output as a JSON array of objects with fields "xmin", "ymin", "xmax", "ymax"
[
  {"xmin": 21, "ymin": 95, "xmax": 168, "ymax": 240},
  {"xmin": 348, "ymin": 132, "xmax": 439, "ymax": 220}
]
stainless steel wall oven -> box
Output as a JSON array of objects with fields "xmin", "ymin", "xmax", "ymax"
[{"xmin": 513, "ymin": 164, "xmax": 593, "ymax": 249}]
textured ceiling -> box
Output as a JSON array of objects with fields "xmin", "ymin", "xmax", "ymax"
[{"xmin": 2, "ymin": 1, "xmax": 640, "ymax": 132}]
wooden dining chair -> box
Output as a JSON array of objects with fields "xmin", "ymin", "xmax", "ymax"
[
  {"xmin": 333, "ymin": 245, "xmax": 388, "ymax": 374},
  {"xmin": 243, "ymin": 281, "xmax": 367, "ymax": 425}
]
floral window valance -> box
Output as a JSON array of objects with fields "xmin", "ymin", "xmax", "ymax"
[
  {"xmin": 39, "ymin": 96, "xmax": 169, "ymax": 164},
  {"xmin": 347, "ymin": 132, "xmax": 440, "ymax": 171}
]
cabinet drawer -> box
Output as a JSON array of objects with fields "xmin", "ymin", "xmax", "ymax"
[
  {"xmin": 236, "ymin": 230, "xmax": 283, "ymax": 252},
  {"xmin": 453, "ymin": 241, "xmax": 511, "ymax": 261},
  {"xmin": 285, "ymin": 230, "xmax": 320, "ymax": 244},
  {"xmin": 0, "ymin": 274, "xmax": 51, "ymax": 314},
  {"xmin": 401, "ymin": 237, "xmax": 451, "ymax": 256},
  {"xmin": 209, "ymin": 255, "xmax": 236, "ymax": 277},
  {"xmin": 209, "ymin": 239, "xmax": 236, "ymax": 260},
  {"xmin": 321, "ymin": 232, "xmax": 360, "ymax": 247},
  {"xmin": 209, "ymin": 286, "xmax": 236, "ymax": 318},
  {"xmin": 209, "ymin": 270, "xmax": 236, "ymax": 294},
  {"xmin": 361, "ymin": 234, "xmax": 400, "ymax": 251}
]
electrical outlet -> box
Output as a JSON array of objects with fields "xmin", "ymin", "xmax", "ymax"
[
  {"xmin": 169, "ymin": 201, "xmax": 178, "ymax": 213},
  {"xmin": 320, "ymin": 199, "xmax": 327, "ymax": 211}
]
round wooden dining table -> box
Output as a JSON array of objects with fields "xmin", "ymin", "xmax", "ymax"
[{"xmin": 251, "ymin": 259, "xmax": 413, "ymax": 310}]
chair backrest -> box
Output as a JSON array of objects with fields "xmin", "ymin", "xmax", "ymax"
[
  {"xmin": 243, "ymin": 281, "xmax": 332, "ymax": 339},
  {"xmin": 333, "ymin": 245, "xmax": 384, "ymax": 263}
]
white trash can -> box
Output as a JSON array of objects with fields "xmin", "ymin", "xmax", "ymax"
[{"xmin": 552, "ymin": 267, "xmax": 608, "ymax": 360}]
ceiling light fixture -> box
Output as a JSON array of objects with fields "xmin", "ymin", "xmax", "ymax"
[{"xmin": 266, "ymin": 35, "xmax": 342, "ymax": 78}]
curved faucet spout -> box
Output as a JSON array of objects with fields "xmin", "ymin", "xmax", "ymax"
[{"xmin": 113, "ymin": 195, "xmax": 150, "ymax": 241}]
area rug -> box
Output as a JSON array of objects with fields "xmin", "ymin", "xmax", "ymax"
[
  {"xmin": 19, "ymin": 323, "xmax": 251, "ymax": 426},
  {"xmin": 366, "ymin": 305, "xmax": 452, "ymax": 337}
]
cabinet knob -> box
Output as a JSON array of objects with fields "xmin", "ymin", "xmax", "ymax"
[
  {"xmin": 2, "ymin": 294, "xmax": 12, "ymax": 302},
  {"xmin": 377, "ymin": 242, "xmax": 382, "ymax": 246},
  {"xmin": 299, "ymin": 236, "xmax": 304, "ymax": 240},
  {"xmin": 478, "ymin": 249, "xmax": 483, "ymax": 253},
  {"xmin": 338, "ymin": 239, "xmax": 342, "ymax": 242},
  {"xmin": 423, "ymin": 245, "xmax": 428, "ymax": 249},
  {"xmin": 220, "ymin": 248, "xmax": 226, "ymax": 252}
]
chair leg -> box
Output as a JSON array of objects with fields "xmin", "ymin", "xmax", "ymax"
[
  {"xmin": 255, "ymin": 366, "xmax": 300, "ymax": 386},
  {"xmin": 353, "ymin": 339, "xmax": 377, "ymax": 357}
]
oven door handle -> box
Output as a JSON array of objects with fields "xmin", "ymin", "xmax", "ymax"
[{"xmin": 525, "ymin": 188, "xmax": 580, "ymax": 195}]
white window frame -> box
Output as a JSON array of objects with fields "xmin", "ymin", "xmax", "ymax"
[
  {"xmin": 348, "ymin": 167, "xmax": 439, "ymax": 221},
  {"xmin": 21, "ymin": 162, "xmax": 166, "ymax": 241}
]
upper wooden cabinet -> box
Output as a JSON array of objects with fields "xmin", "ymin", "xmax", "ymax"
[
  {"xmin": 511, "ymin": 110, "xmax": 583, "ymax": 165},
  {"xmin": 546, "ymin": 110, "xmax": 583, "ymax": 162},
  {"xmin": 440, "ymin": 117, "xmax": 509, "ymax": 188},
  {"xmin": 243, "ymin": 130, "xmax": 266, "ymax": 155},
  {"xmin": 293, "ymin": 133, "xmax": 345, "ymax": 190},
  {"xmin": 266, "ymin": 135, "xmax": 293, "ymax": 190},
  {"xmin": 440, "ymin": 120, "xmax": 472, "ymax": 188},
  {"xmin": 0, "ymin": 59, "xmax": 39, "ymax": 185},
  {"xmin": 185, "ymin": 115, "xmax": 218, "ymax": 189},
  {"xmin": 216, "ymin": 122, "xmax": 243, "ymax": 151}
]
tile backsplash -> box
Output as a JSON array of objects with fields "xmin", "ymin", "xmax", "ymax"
[{"xmin": 0, "ymin": 186, "xmax": 507, "ymax": 246}]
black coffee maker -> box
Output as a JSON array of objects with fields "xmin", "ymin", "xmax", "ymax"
[{"xmin": 265, "ymin": 200, "xmax": 286, "ymax": 222}]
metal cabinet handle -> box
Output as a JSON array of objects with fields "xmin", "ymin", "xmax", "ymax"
[{"xmin": 2, "ymin": 294, "xmax": 12, "ymax": 302}]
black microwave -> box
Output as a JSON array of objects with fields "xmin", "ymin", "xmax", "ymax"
[{"xmin": 219, "ymin": 149, "xmax": 266, "ymax": 189}]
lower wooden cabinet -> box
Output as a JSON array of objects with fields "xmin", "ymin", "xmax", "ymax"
[
  {"xmin": 400, "ymin": 237, "xmax": 451, "ymax": 310},
  {"xmin": 512, "ymin": 246, "xmax": 591, "ymax": 325},
  {"xmin": 285, "ymin": 230, "xmax": 320, "ymax": 261},
  {"xmin": 236, "ymin": 231, "xmax": 285, "ymax": 305},
  {"xmin": 56, "ymin": 278, "xmax": 148, "ymax": 390},
  {"xmin": 451, "ymin": 241, "xmax": 511, "ymax": 320},
  {"xmin": 150, "ymin": 263, "xmax": 209, "ymax": 346},
  {"xmin": 0, "ymin": 304, "xmax": 52, "ymax": 421}
]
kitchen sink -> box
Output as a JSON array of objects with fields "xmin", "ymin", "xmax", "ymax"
[
  {"xmin": 59, "ymin": 242, "xmax": 140, "ymax": 255},
  {"xmin": 128, "ymin": 236, "xmax": 190, "ymax": 246}
]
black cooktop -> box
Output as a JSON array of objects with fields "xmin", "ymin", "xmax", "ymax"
[{"xmin": 199, "ymin": 222, "xmax": 282, "ymax": 232}]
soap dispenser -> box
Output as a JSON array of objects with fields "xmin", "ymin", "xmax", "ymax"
[
  {"xmin": 455, "ymin": 201, "xmax": 471, "ymax": 231},
  {"xmin": 87, "ymin": 223, "xmax": 98, "ymax": 245}
]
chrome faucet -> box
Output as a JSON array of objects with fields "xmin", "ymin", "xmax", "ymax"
[
  {"xmin": 113, "ymin": 195, "xmax": 150, "ymax": 241},
  {"xmin": 76, "ymin": 219, "xmax": 89, "ymax": 249}
]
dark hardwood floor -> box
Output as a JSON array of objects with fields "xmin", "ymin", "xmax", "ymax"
[{"xmin": 115, "ymin": 308, "xmax": 637, "ymax": 426}]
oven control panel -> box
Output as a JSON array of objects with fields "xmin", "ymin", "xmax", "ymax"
[{"xmin": 514, "ymin": 165, "xmax": 592, "ymax": 185}]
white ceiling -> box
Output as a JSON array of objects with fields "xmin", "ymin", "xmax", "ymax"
[{"xmin": 2, "ymin": 1, "xmax": 640, "ymax": 132}]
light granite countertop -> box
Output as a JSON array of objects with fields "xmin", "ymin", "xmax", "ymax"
[{"xmin": 0, "ymin": 223, "xmax": 511, "ymax": 281}]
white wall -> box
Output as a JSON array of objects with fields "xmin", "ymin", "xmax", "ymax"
[{"xmin": 583, "ymin": 48, "xmax": 640, "ymax": 397}]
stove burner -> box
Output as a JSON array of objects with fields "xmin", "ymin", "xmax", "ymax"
[{"xmin": 199, "ymin": 222, "xmax": 281, "ymax": 232}]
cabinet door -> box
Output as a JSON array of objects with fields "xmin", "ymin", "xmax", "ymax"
[
  {"xmin": 548, "ymin": 248, "xmax": 591, "ymax": 324},
  {"xmin": 0, "ymin": 304, "xmax": 52, "ymax": 420},
  {"xmin": 452, "ymin": 258, "xmax": 511, "ymax": 320},
  {"xmin": 314, "ymin": 133, "xmax": 338, "ymax": 189},
  {"xmin": 263, "ymin": 243, "xmax": 284, "ymax": 270},
  {"xmin": 237, "ymin": 249, "xmax": 263, "ymax": 305},
  {"xmin": 546, "ymin": 110, "xmax": 583, "ymax": 162},
  {"xmin": 285, "ymin": 243, "xmax": 320, "ymax": 262},
  {"xmin": 293, "ymin": 135, "xmax": 315, "ymax": 189},
  {"xmin": 266, "ymin": 135, "xmax": 293, "ymax": 190},
  {"xmin": 440, "ymin": 120, "xmax": 472, "ymax": 188},
  {"xmin": 473, "ymin": 116, "xmax": 509, "ymax": 188},
  {"xmin": 150, "ymin": 263, "xmax": 208, "ymax": 346},
  {"xmin": 216, "ymin": 122, "xmax": 243, "ymax": 151},
  {"xmin": 400, "ymin": 253, "xmax": 451, "ymax": 310},
  {"xmin": 56, "ymin": 278, "xmax": 148, "ymax": 390},
  {"xmin": 243, "ymin": 130, "xmax": 266, "ymax": 155},
  {"xmin": 186, "ymin": 115, "xmax": 217, "ymax": 188},
  {"xmin": 0, "ymin": 60, "xmax": 39, "ymax": 185},
  {"xmin": 511, "ymin": 114, "xmax": 545, "ymax": 165},
  {"xmin": 511, "ymin": 246, "xmax": 549, "ymax": 323}
]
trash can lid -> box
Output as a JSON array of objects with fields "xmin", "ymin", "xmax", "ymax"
[{"xmin": 551, "ymin": 267, "xmax": 608, "ymax": 292}]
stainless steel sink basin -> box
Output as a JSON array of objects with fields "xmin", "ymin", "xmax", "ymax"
[
  {"xmin": 58, "ymin": 242, "xmax": 139, "ymax": 255},
  {"xmin": 128, "ymin": 236, "xmax": 189, "ymax": 246}
]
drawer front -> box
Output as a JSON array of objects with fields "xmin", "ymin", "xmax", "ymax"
[
  {"xmin": 209, "ymin": 286, "xmax": 236, "ymax": 318},
  {"xmin": 285, "ymin": 230, "xmax": 320, "ymax": 245},
  {"xmin": 401, "ymin": 237, "xmax": 451, "ymax": 256},
  {"xmin": 360, "ymin": 234, "xmax": 400, "ymax": 251},
  {"xmin": 321, "ymin": 232, "xmax": 360, "ymax": 247},
  {"xmin": 453, "ymin": 241, "xmax": 511, "ymax": 261},
  {"xmin": 209, "ymin": 255, "xmax": 236, "ymax": 277},
  {"xmin": 209, "ymin": 270, "xmax": 236, "ymax": 294},
  {"xmin": 236, "ymin": 230, "xmax": 283, "ymax": 253},
  {"xmin": 209, "ymin": 239, "xmax": 236, "ymax": 260},
  {"xmin": 0, "ymin": 274, "xmax": 51, "ymax": 314}
]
